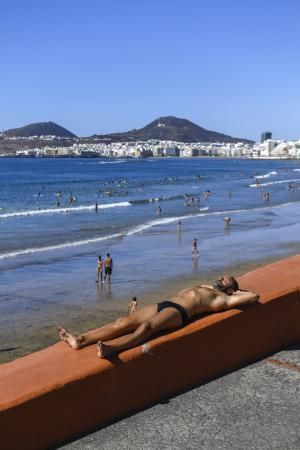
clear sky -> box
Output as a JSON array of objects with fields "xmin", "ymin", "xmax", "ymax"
[{"xmin": 1, "ymin": 0, "xmax": 299, "ymax": 141}]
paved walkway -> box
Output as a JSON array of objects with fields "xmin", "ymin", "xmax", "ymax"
[{"xmin": 61, "ymin": 343, "xmax": 300, "ymax": 449}]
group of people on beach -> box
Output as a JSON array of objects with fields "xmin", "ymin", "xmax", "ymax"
[
  {"xmin": 96, "ymin": 253, "xmax": 113, "ymax": 284},
  {"xmin": 56, "ymin": 174, "xmax": 267, "ymax": 360}
]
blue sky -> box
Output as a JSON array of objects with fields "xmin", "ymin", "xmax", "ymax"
[{"xmin": 1, "ymin": 0, "xmax": 299, "ymax": 140}]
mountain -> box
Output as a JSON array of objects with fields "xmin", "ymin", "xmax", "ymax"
[
  {"xmin": 95, "ymin": 116, "xmax": 253, "ymax": 143},
  {"xmin": 4, "ymin": 121, "xmax": 77, "ymax": 138}
]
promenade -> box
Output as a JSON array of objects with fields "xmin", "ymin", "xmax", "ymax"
[
  {"xmin": 61, "ymin": 343, "xmax": 300, "ymax": 449},
  {"xmin": 1, "ymin": 255, "xmax": 299, "ymax": 450}
]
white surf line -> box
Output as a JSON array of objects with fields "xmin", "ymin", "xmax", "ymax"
[
  {"xmin": 0, "ymin": 201, "xmax": 298, "ymax": 261},
  {"xmin": 126, "ymin": 201, "xmax": 299, "ymax": 236},
  {"xmin": 0, "ymin": 202, "xmax": 132, "ymax": 219},
  {"xmin": 255, "ymin": 171, "xmax": 277, "ymax": 179},
  {"xmin": 0, "ymin": 233, "xmax": 123, "ymax": 260},
  {"xmin": 249, "ymin": 178, "xmax": 300, "ymax": 188},
  {"xmin": 126, "ymin": 208, "xmax": 210, "ymax": 235}
]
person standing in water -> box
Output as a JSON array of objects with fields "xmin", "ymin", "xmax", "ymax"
[
  {"xmin": 104, "ymin": 253, "xmax": 113, "ymax": 283},
  {"xmin": 192, "ymin": 238, "xmax": 199, "ymax": 257},
  {"xmin": 96, "ymin": 256, "xmax": 103, "ymax": 283}
]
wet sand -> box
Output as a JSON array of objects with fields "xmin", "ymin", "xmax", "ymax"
[
  {"xmin": 1, "ymin": 249, "xmax": 300, "ymax": 365},
  {"xmin": 2, "ymin": 201, "xmax": 300, "ymax": 364}
]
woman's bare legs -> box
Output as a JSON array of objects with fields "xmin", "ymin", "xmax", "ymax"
[
  {"xmin": 59, "ymin": 304, "xmax": 158, "ymax": 349},
  {"xmin": 98, "ymin": 307, "xmax": 182, "ymax": 358}
]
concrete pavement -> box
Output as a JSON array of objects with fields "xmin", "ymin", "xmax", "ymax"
[{"xmin": 60, "ymin": 343, "xmax": 300, "ymax": 449}]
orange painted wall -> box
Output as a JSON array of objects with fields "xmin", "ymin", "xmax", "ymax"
[{"xmin": 0, "ymin": 256, "xmax": 300, "ymax": 450}]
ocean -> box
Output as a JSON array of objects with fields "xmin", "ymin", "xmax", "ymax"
[{"xmin": 1, "ymin": 156, "xmax": 300, "ymax": 362}]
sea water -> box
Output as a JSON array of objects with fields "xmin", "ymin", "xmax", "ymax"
[{"xmin": 1, "ymin": 157, "xmax": 300, "ymax": 361}]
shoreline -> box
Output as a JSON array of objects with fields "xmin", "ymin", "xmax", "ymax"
[
  {"xmin": 1, "ymin": 249, "xmax": 300, "ymax": 365},
  {"xmin": 2, "ymin": 158, "xmax": 300, "ymax": 365}
]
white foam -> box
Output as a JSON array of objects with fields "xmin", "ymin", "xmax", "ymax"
[
  {"xmin": 255, "ymin": 171, "xmax": 277, "ymax": 179},
  {"xmin": 126, "ymin": 203, "xmax": 295, "ymax": 236},
  {"xmin": 98, "ymin": 160, "xmax": 127, "ymax": 164},
  {"xmin": 77, "ymin": 160, "xmax": 127, "ymax": 165},
  {"xmin": 127, "ymin": 207, "xmax": 209, "ymax": 235},
  {"xmin": 1, "ymin": 202, "xmax": 296, "ymax": 260},
  {"xmin": 249, "ymin": 178, "xmax": 300, "ymax": 188},
  {"xmin": 0, "ymin": 233, "xmax": 123, "ymax": 260},
  {"xmin": 0, "ymin": 202, "xmax": 131, "ymax": 219}
]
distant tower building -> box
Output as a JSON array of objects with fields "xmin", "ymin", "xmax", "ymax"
[{"xmin": 261, "ymin": 131, "xmax": 272, "ymax": 143}]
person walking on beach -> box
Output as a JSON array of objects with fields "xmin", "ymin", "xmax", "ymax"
[
  {"xmin": 192, "ymin": 238, "xmax": 199, "ymax": 257},
  {"xmin": 59, "ymin": 275, "xmax": 259, "ymax": 359},
  {"xmin": 104, "ymin": 253, "xmax": 113, "ymax": 283},
  {"xmin": 128, "ymin": 296, "xmax": 138, "ymax": 314},
  {"xmin": 96, "ymin": 255, "xmax": 103, "ymax": 283}
]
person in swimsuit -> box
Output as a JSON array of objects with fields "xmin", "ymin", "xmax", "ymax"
[
  {"xmin": 192, "ymin": 238, "xmax": 199, "ymax": 257},
  {"xmin": 59, "ymin": 275, "xmax": 259, "ymax": 359},
  {"xmin": 96, "ymin": 255, "xmax": 103, "ymax": 283},
  {"xmin": 128, "ymin": 296, "xmax": 138, "ymax": 314},
  {"xmin": 103, "ymin": 253, "xmax": 113, "ymax": 283}
]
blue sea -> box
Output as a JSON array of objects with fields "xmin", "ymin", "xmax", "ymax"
[{"xmin": 2, "ymin": 157, "xmax": 300, "ymax": 361}]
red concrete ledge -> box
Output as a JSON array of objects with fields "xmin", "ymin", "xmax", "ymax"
[{"xmin": 1, "ymin": 256, "xmax": 300, "ymax": 450}]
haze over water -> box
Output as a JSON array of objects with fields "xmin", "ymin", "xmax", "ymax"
[{"xmin": 2, "ymin": 157, "xmax": 300, "ymax": 362}]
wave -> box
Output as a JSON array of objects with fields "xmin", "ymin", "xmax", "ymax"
[
  {"xmin": 130, "ymin": 194, "xmax": 184, "ymax": 205},
  {"xmin": 126, "ymin": 207, "xmax": 210, "ymax": 235},
  {"xmin": 77, "ymin": 160, "xmax": 127, "ymax": 165},
  {"xmin": 130, "ymin": 192, "xmax": 206, "ymax": 205},
  {"xmin": 0, "ymin": 233, "xmax": 123, "ymax": 260},
  {"xmin": 249, "ymin": 178, "xmax": 300, "ymax": 188},
  {"xmin": 0, "ymin": 202, "xmax": 296, "ymax": 261},
  {"xmin": 255, "ymin": 171, "xmax": 277, "ymax": 179},
  {"xmin": 127, "ymin": 202, "xmax": 298, "ymax": 236},
  {"xmin": 0, "ymin": 202, "xmax": 131, "ymax": 219},
  {"xmin": 97, "ymin": 160, "xmax": 127, "ymax": 165}
]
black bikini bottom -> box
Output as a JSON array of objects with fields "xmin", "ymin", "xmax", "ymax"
[{"xmin": 157, "ymin": 301, "xmax": 189, "ymax": 327}]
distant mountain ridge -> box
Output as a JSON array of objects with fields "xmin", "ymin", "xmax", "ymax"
[
  {"xmin": 3, "ymin": 117, "xmax": 253, "ymax": 143},
  {"xmin": 4, "ymin": 121, "xmax": 77, "ymax": 138},
  {"xmin": 95, "ymin": 116, "xmax": 253, "ymax": 143}
]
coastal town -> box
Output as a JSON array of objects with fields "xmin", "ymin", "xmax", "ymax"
[{"xmin": 1, "ymin": 133, "xmax": 300, "ymax": 159}]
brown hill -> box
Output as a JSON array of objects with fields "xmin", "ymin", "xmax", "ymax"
[
  {"xmin": 4, "ymin": 121, "xmax": 76, "ymax": 138},
  {"xmin": 94, "ymin": 116, "xmax": 253, "ymax": 143}
]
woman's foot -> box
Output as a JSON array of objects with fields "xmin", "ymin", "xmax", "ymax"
[
  {"xmin": 97, "ymin": 341, "xmax": 114, "ymax": 358},
  {"xmin": 59, "ymin": 327, "xmax": 82, "ymax": 350}
]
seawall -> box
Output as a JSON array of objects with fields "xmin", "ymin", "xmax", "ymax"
[{"xmin": 1, "ymin": 255, "xmax": 300, "ymax": 450}]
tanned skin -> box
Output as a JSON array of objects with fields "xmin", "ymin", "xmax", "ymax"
[{"xmin": 59, "ymin": 275, "xmax": 259, "ymax": 358}]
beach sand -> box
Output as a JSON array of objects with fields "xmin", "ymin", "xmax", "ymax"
[
  {"xmin": 1, "ymin": 251, "xmax": 299, "ymax": 365},
  {"xmin": 2, "ymin": 201, "xmax": 300, "ymax": 364}
]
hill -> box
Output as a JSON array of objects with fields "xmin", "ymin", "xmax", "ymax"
[
  {"xmin": 95, "ymin": 116, "xmax": 253, "ymax": 143},
  {"xmin": 4, "ymin": 121, "xmax": 77, "ymax": 138}
]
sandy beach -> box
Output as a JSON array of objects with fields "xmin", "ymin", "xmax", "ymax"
[
  {"xmin": 2, "ymin": 158, "xmax": 300, "ymax": 364},
  {"xmin": 1, "ymin": 241, "xmax": 300, "ymax": 364}
]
